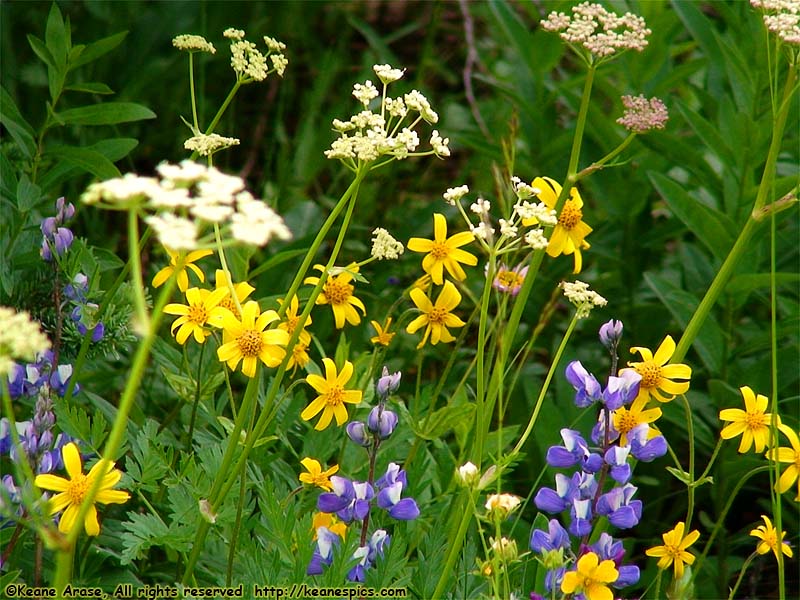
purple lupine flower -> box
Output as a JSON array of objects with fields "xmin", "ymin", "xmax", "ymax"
[
  {"xmin": 64, "ymin": 273, "xmax": 89, "ymax": 302},
  {"xmin": 564, "ymin": 361, "xmax": 602, "ymax": 407},
  {"xmin": 544, "ymin": 567, "xmax": 565, "ymax": 593},
  {"xmin": 346, "ymin": 545, "xmax": 371, "ymax": 582},
  {"xmin": 346, "ymin": 421, "xmax": 371, "ymax": 447},
  {"xmin": 628, "ymin": 423, "xmax": 668, "ymax": 462},
  {"xmin": 377, "ymin": 481, "xmax": 420, "ymax": 520},
  {"xmin": 590, "ymin": 533, "xmax": 640, "ymax": 587},
  {"xmin": 375, "ymin": 462, "xmax": 407, "ymax": 490},
  {"xmin": 339, "ymin": 481, "xmax": 374, "ymax": 523},
  {"xmin": 376, "ymin": 367, "xmax": 401, "ymax": 398},
  {"xmin": 568, "ymin": 498, "xmax": 593, "ymax": 536},
  {"xmin": 40, "ymin": 226, "xmax": 74, "ymax": 261},
  {"xmin": 55, "ymin": 197, "xmax": 75, "ymax": 222},
  {"xmin": 546, "ymin": 429, "xmax": 603, "ymax": 473},
  {"xmin": 307, "ymin": 526, "xmax": 340, "ymax": 575},
  {"xmin": 599, "ymin": 319, "xmax": 623, "ymax": 350},
  {"xmin": 596, "ymin": 484, "xmax": 641, "ymax": 529},
  {"xmin": 534, "ymin": 473, "xmax": 575, "ymax": 514},
  {"xmin": 530, "ymin": 518, "xmax": 570, "ymax": 553},
  {"xmin": 367, "ymin": 406, "xmax": 398, "ymax": 439},
  {"xmin": 574, "ymin": 471, "xmax": 598, "ymax": 500},
  {"xmin": 601, "ymin": 370, "xmax": 641, "ymax": 410},
  {"xmin": 49, "ymin": 364, "xmax": 76, "ymax": 396},
  {"xmin": 317, "ymin": 476, "xmax": 355, "ymax": 514},
  {"xmin": 604, "ymin": 445, "xmax": 632, "ymax": 484},
  {"xmin": 7, "ymin": 364, "xmax": 25, "ymax": 398}
]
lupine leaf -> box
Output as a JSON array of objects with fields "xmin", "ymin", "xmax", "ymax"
[{"xmin": 56, "ymin": 102, "xmax": 155, "ymax": 126}]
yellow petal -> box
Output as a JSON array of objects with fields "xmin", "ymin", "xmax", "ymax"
[
  {"xmin": 653, "ymin": 335, "xmax": 676, "ymax": 366},
  {"xmin": 35, "ymin": 474, "xmax": 70, "ymax": 493},
  {"xmin": 62, "ymin": 443, "xmax": 83, "ymax": 479}
]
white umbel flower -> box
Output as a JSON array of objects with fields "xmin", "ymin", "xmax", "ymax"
[
  {"xmin": 0, "ymin": 307, "xmax": 51, "ymax": 376},
  {"xmin": 371, "ymin": 228, "xmax": 404, "ymax": 260}
]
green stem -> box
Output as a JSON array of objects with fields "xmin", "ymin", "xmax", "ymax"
[
  {"xmin": 672, "ymin": 65, "xmax": 796, "ymax": 364},
  {"xmin": 727, "ymin": 553, "xmax": 758, "ymax": 600},
  {"xmin": 189, "ymin": 54, "xmax": 199, "ymax": 131},
  {"xmin": 186, "ymin": 342, "xmax": 206, "ymax": 453},
  {"xmin": 681, "ymin": 394, "xmax": 696, "ymax": 530},
  {"xmin": 127, "ymin": 210, "xmax": 149, "ymax": 334},
  {"xmin": 188, "ymin": 81, "xmax": 242, "ymax": 162},
  {"xmin": 431, "ymin": 491, "xmax": 477, "ymax": 600},
  {"xmin": 473, "ymin": 250, "xmax": 497, "ymax": 465},
  {"xmin": 575, "ymin": 132, "xmax": 637, "ymax": 181}
]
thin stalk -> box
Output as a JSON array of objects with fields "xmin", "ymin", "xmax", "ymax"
[
  {"xmin": 187, "ymin": 81, "xmax": 242, "ymax": 162},
  {"xmin": 727, "ymin": 553, "xmax": 758, "ymax": 600},
  {"xmin": 189, "ymin": 54, "xmax": 199, "ymax": 131},
  {"xmin": 681, "ymin": 394, "xmax": 696, "ymax": 530},
  {"xmin": 186, "ymin": 342, "xmax": 206, "ymax": 452},
  {"xmin": 431, "ymin": 491, "xmax": 477, "ymax": 600},
  {"xmin": 473, "ymin": 250, "xmax": 497, "ymax": 465},
  {"xmin": 128, "ymin": 210, "xmax": 149, "ymax": 333}
]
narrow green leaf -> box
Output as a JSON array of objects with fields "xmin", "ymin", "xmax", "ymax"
[
  {"xmin": 0, "ymin": 85, "xmax": 37, "ymax": 158},
  {"xmin": 17, "ymin": 174, "xmax": 42, "ymax": 212},
  {"xmin": 648, "ymin": 171, "xmax": 736, "ymax": 260},
  {"xmin": 726, "ymin": 273, "xmax": 800, "ymax": 295},
  {"xmin": 56, "ymin": 102, "xmax": 156, "ymax": 126},
  {"xmin": 45, "ymin": 2, "xmax": 69, "ymax": 69},
  {"xmin": 64, "ymin": 81, "xmax": 114, "ymax": 95},
  {"xmin": 643, "ymin": 271, "xmax": 725, "ymax": 373},
  {"xmin": 45, "ymin": 145, "xmax": 121, "ymax": 180},
  {"xmin": 69, "ymin": 31, "xmax": 128, "ymax": 70},
  {"xmin": 26, "ymin": 34, "xmax": 56, "ymax": 69},
  {"xmin": 90, "ymin": 137, "xmax": 139, "ymax": 161},
  {"xmin": 675, "ymin": 101, "xmax": 735, "ymax": 168},
  {"xmin": 419, "ymin": 404, "xmax": 475, "ymax": 440}
]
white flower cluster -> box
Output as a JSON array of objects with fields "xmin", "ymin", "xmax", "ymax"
[
  {"xmin": 325, "ymin": 64, "xmax": 448, "ymax": 166},
  {"xmin": 184, "ymin": 133, "xmax": 240, "ymax": 156},
  {"xmin": 542, "ymin": 2, "xmax": 651, "ymax": 58},
  {"xmin": 0, "ymin": 307, "xmax": 51, "ymax": 376},
  {"xmin": 443, "ymin": 185, "xmax": 470, "ymax": 206},
  {"xmin": 371, "ymin": 228, "xmax": 405, "ymax": 260},
  {"xmin": 81, "ymin": 161, "xmax": 291, "ymax": 250},
  {"xmin": 470, "ymin": 198, "xmax": 491, "ymax": 215},
  {"xmin": 513, "ymin": 201, "xmax": 557, "ymax": 227},
  {"xmin": 172, "ymin": 34, "xmax": 216, "ymax": 54},
  {"xmin": 560, "ymin": 280, "xmax": 607, "ymax": 318},
  {"xmin": 752, "ymin": 0, "xmax": 800, "ymax": 45},
  {"xmin": 511, "ymin": 176, "xmax": 539, "ymax": 199},
  {"xmin": 226, "ymin": 28, "xmax": 288, "ymax": 82}
]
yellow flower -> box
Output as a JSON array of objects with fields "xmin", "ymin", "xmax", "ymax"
[
  {"xmin": 304, "ymin": 264, "xmax": 366, "ymax": 329},
  {"xmin": 370, "ymin": 318, "xmax": 395, "ymax": 346},
  {"xmin": 406, "ymin": 280, "xmax": 466, "ymax": 349},
  {"xmin": 299, "ymin": 457, "xmax": 339, "ymax": 491},
  {"xmin": 302, "ymin": 358, "xmax": 362, "ymax": 430},
  {"xmin": 524, "ymin": 177, "xmax": 592, "ymax": 274},
  {"xmin": 213, "ymin": 269, "xmax": 255, "ymax": 319},
  {"xmin": 621, "ymin": 335, "xmax": 691, "ymax": 403},
  {"xmin": 766, "ymin": 424, "xmax": 800, "ymax": 501},
  {"xmin": 719, "ymin": 386, "xmax": 781, "ymax": 453},
  {"xmin": 612, "ymin": 396, "xmax": 662, "ymax": 446},
  {"xmin": 750, "ymin": 515, "xmax": 793, "ymax": 561},
  {"xmin": 216, "ymin": 301, "xmax": 289, "ymax": 377},
  {"xmin": 34, "ymin": 442, "xmax": 129, "ymax": 536},
  {"xmin": 407, "ymin": 213, "xmax": 477, "ymax": 285},
  {"xmin": 312, "ymin": 512, "xmax": 347, "ymax": 539},
  {"xmin": 163, "ymin": 287, "xmax": 229, "ymax": 344},
  {"xmin": 646, "ymin": 521, "xmax": 700, "ymax": 580},
  {"xmin": 277, "ymin": 295, "xmax": 313, "ymax": 372},
  {"xmin": 560, "ymin": 552, "xmax": 619, "ymax": 600},
  {"xmin": 152, "ymin": 248, "xmax": 213, "ymax": 292}
]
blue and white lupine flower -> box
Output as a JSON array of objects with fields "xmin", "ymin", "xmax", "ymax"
[
  {"xmin": 590, "ymin": 533, "xmax": 641, "ymax": 587},
  {"xmin": 604, "ymin": 445, "xmax": 632, "ymax": 484},
  {"xmin": 565, "ymin": 361, "xmax": 601, "ymax": 407},
  {"xmin": 601, "ymin": 370, "xmax": 641, "ymax": 410},
  {"xmin": 530, "ymin": 518, "xmax": 570, "ymax": 553},
  {"xmin": 568, "ymin": 498, "xmax": 593, "ymax": 536},
  {"xmin": 599, "ymin": 319, "xmax": 624, "ymax": 350},
  {"xmin": 367, "ymin": 406, "xmax": 398, "ymax": 439},
  {"xmin": 307, "ymin": 527, "xmax": 340, "ymax": 575},
  {"xmin": 546, "ymin": 429, "xmax": 603, "ymax": 473},
  {"xmin": 627, "ymin": 423, "xmax": 668, "ymax": 461},
  {"xmin": 596, "ymin": 483, "xmax": 641, "ymax": 529}
]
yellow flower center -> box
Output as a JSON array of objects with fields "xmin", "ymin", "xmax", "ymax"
[
  {"xmin": 636, "ymin": 361, "xmax": 662, "ymax": 388},
  {"xmin": 496, "ymin": 270, "xmax": 524, "ymax": 289},
  {"xmin": 187, "ymin": 302, "xmax": 209, "ymax": 325},
  {"xmin": 428, "ymin": 306, "xmax": 447, "ymax": 324},
  {"xmin": 558, "ymin": 200, "xmax": 583, "ymax": 230},
  {"xmin": 661, "ymin": 542, "xmax": 683, "ymax": 561},
  {"xmin": 616, "ymin": 410, "xmax": 639, "ymax": 434},
  {"xmin": 326, "ymin": 386, "xmax": 344, "ymax": 406},
  {"xmin": 745, "ymin": 411, "xmax": 767, "ymax": 430},
  {"xmin": 237, "ymin": 329, "xmax": 263, "ymax": 357},
  {"xmin": 324, "ymin": 279, "xmax": 353, "ymax": 305},
  {"xmin": 218, "ymin": 297, "xmax": 240, "ymax": 318},
  {"xmin": 285, "ymin": 315, "xmax": 299, "ymax": 333},
  {"xmin": 430, "ymin": 242, "xmax": 450, "ymax": 260},
  {"xmin": 67, "ymin": 473, "xmax": 92, "ymax": 504}
]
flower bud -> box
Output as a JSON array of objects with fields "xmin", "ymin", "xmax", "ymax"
[
  {"xmin": 599, "ymin": 319, "xmax": 624, "ymax": 350},
  {"xmin": 456, "ymin": 461, "xmax": 480, "ymax": 486},
  {"xmin": 485, "ymin": 493, "xmax": 521, "ymax": 518},
  {"xmin": 490, "ymin": 536, "xmax": 518, "ymax": 562},
  {"xmin": 346, "ymin": 421, "xmax": 371, "ymax": 447},
  {"xmin": 367, "ymin": 406, "xmax": 398, "ymax": 439},
  {"xmin": 376, "ymin": 366, "xmax": 401, "ymax": 398}
]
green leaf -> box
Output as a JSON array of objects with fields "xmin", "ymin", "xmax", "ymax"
[
  {"xmin": 726, "ymin": 273, "xmax": 800, "ymax": 295},
  {"xmin": 64, "ymin": 81, "xmax": 114, "ymax": 95},
  {"xmin": 675, "ymin": 101, "xmax": 735, "ymax": 169},
  {"xmin": 27, "ymin": 34, "xmax": 56, "ymax": 69},
  {"xmin": 45, "ymin": 145, "xmax": 121, "ymax": 180},
  {"xmin": 643, "ymin": 271, "xmax": 726, "ymax": 373},
  {"xmin": 16, "ymin": 174, "xmax": 42, "ymax": 212},
  {"xmin": 666, "ymin": 466, "xmax": 693, "ymax": 485},
  {"xmin": 0, "ymin": 86, "xmax": 36, "ymax": 159},
  {"xmin": 45, "ymin": 2, "xmax": 69, "ymax": 69},
  {"xmin": 90, "ymin": 137, "xmax": 139, "ymax": 161},
  {"xmin": 69, "ymin": 31, "xmax": 128, "ymax": 70},
  {"xmin": 648, "ymin": 171, "xmax": 736, "ymax": 260},
  {"xmin": 418, "ymin": 404, "xmax": 475, "ymax": 441},
  {"xmin": 56, "ymin": 102, "xmax": 156, "ymax": 126}
]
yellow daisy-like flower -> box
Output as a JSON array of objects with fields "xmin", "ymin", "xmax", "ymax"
[
  {"xmin": 750, "ymin": 515, "xmax": 793, "ymax": 561},
  {"xmin": 304, "ymin": 264, "xmax": 366, "ymax": 329},
  {"xmin": 312, "ymin": 511, "xmax": 347, "ymax": 540},
  {"xmin": 561, "ymin": 552, "xmax": 619, "ymax": 600},
  {"xmin": 163, "ymin": 287, "xmax": 229, "ymax": 345},
  {"xmin": 152, "ymin": 248, "xmax": 213, "ymax": 292},
  {"xmin": 213, "ymin": 269, "xmax": 255, "ymax": 319},
  {"xmin": 524, "ymin": 177, "xmax": 592, "ymax": 274},
  {"xmin": 370, "ymin": 317, "xmax": 395, "ymax": 346},
  {"xmin": 719, "ymin": 386, "xmax": 781, "ymax": 453},
  {"xmin": 646, "ymin": 521, "xmax": 700, "ymax": 580},
  {"xmin": 277, "ymin": 295, "xmax": 313, "ymax": 373},
  {"xmin": 612, "ymin": 396, "xmax": 663, "ymax": 446},
  {"xmin": 301, "ymin": 358, "xmax": 362, "ymax": 430},
  {"xmin": 406, "ymin": 280, "xmax": 466, "ymax": 349},
  {"xmin": 216, "ymin": 301, "xmax": 290, "ymax": 378},
  {"xmin": 407, "ymin": 213, "xmax": 477, "ymax": 285},
  {"xmin": 34, "ymin": 442, "xmax": 130, "ymax": 536},
  {"xmin": 622, "ymin": 335, "xmax": 692, "ymax": 404},
  {"xmin": 299, "ymin": 457, "xmax": 339, "ymax": 491},
  {"xmin": 766, "ymin": 424, "xmax": 800, "ymax": 501}
]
